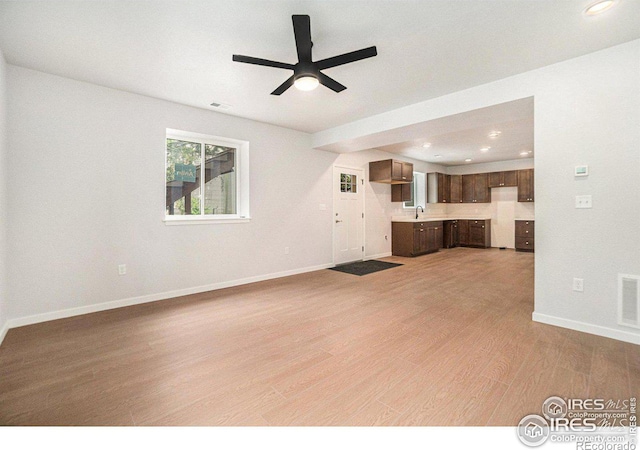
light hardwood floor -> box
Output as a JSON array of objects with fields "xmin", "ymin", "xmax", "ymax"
[{"xmin": 0, "ymin": 248, "xmax": 637, "ymax": 426}]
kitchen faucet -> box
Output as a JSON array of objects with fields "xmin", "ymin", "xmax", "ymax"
[{"xmin": 416, "ymin": 205, "xmax": 424, "ymax": 219}]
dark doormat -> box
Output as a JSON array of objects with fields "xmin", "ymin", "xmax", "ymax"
[{"xmin": 329, "ymin": 260, "xmax": 403, "ymax": 276}]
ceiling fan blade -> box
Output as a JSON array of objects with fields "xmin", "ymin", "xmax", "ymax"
[
  {"xmin": 292, "ymin": 15, "xmax": 312, "ymax": 62},
  {"xmin": 316, "ymin": 46, "xmax": 377, "ymax": 70},
  {"xmin": 317, "ymin": 72, "xmax": 347, "ymax": 93},
  {"xmin": 232, "ymin": 55, "xmax": 295, "ymax": 70},
  {"xmin": 271, "ymin": 76, "xmax": 295, "ymax": 95}
]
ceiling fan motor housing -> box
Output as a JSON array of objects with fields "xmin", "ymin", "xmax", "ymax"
[{"xmin": 294, "ymin": 61, "xmax": 319, "ymax": 81}]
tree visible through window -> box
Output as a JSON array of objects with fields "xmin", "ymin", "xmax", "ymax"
[{"xmin": 166, "ymin": 135, "xmax": 237, "ymax": 216}]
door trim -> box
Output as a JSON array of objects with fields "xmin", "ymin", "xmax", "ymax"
[{"xmin": 332, "ymin": 165, "xmax": 366, "ymax": 265}]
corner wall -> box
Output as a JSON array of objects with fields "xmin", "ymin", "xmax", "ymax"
[
  {"xmin": 0, "ymin": 48, "xmax": 7, "ymax": 343},
  {"xmin": 5, "ymin": 66, "xmax": 336, "ymax": 326}
]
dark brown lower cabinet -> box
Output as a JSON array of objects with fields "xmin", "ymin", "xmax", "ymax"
[
  {"xmin": 443, "ymin": 220, "xmax": 459, "ymax": 248},
  {"xmin": 458, "ymin": 220, "xmax": 469, "ymax": 246},
  {"xmin": 392, "ymin": 221, "xmax": 443, "ymax": 257},
  {"xmin": 458, "ymin": 219, "xmax": 491, "ymax": 248},
  {"xmin": 515, "ymin": 220, "xmax": 534, "ymax": 252}
]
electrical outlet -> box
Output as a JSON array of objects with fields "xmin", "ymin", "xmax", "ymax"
[
  {"xmin": 573, "ymin": 278, "xmax": 584, "ymax": 292},
  {"xmin": 284, "ymin": 247, "xmax": 290, "ymax": 255},
  {"xmin": 118, "ymin": 264, "xmax": 127, "ymax": 276},
  {"xmin": 575, "ymin": 195, "xmax": 592, "ymax": 209}
]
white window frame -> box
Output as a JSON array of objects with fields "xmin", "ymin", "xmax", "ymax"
[
  {"xmin": 164, "ymin": 128, "xmax": 250, "ymax": 225},
  {"xmin": 403, "ymin": 172, "xmax": 426, "ymax": 209}
]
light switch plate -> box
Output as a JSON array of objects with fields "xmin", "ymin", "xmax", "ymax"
[{"xmin": 575, "ymin": 195, "xmax": 592, "ymax": 209}]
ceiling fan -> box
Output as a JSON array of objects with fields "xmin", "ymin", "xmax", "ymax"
[{"xmin": 232, "ymin": 15, "xmax": 377, "ymax": 95}]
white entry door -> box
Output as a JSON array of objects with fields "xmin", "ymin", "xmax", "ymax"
[{"xmin": 333, "ymin": 166, "xmax": 364, "ymax": 265}]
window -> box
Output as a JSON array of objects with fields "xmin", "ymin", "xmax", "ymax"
[
  {"xmin": 165, "ymin": 129, "xmax": 249, "ymax": 223},
  {"xmin": 404, "ymin": 172, "xmax": 426, "ymax": 208},
  {"xmin": 340, "ymin": 173, "xmax": 358, "ymax": 193}
]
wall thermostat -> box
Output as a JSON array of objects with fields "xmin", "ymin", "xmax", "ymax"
[{"xmin": 574, "ymin": 165, "xmax": 589, "ymax": 177}]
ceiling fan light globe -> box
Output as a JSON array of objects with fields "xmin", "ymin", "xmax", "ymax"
[{"xmin": 294, "ymin": 76, "xmax": 319, "ymax": 91}]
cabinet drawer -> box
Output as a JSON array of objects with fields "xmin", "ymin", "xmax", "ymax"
[
  {"xmin": 515, "ymin": 220, "xmax": 535, "ymax": 238},
  {"xmin": 515, "ymin": 237, "xmax": 534, "ymax": 251},
  {"xmin": 413, "ymin": 221, "xmax": 443, "ymax": 229}
]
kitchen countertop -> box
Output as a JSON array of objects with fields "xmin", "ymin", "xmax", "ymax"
[{"xmin": 391, "ymin": 216, "xmax": 492, "ymax": 223}]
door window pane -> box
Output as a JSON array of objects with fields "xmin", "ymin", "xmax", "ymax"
[{"xmin": 340, "ymin": 173, "xmax": 357, "ymax": 193}]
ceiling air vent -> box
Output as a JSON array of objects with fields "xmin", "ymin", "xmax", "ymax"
[
  {"xmin": 210, "ymin": 102, "xmax": 231, "ymax": 110},
  {"xmin": 618, "ymin": 274, "xmax": 640, "ymax": 329}
]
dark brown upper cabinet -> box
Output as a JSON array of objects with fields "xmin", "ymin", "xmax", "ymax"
[
  {"xmin": 427, "ymin": 172, "xmax": 450, "ymax": 203},
  {"xmin": 369, "ymin": 159, "xmax": 414, "ymax": 184},
  {"xmin": 517, "ymin": 169, "xmax": 534, "ymax": 202},
  {"xmin": 462, "ymin": 173, "xmax": 491, "ymax": 203},
  {"xmin": 391, "ymin": 183, "xmax": 412, "ymax": 202},
  {"xmin": 488, "ymin": 171, "xmax": 518, "ymax": 188},
  {"xmin": 449, "ymin": 175, "xmax": 463, "ymax": 203}
]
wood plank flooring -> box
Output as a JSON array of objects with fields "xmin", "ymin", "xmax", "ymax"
[{"xmin": 0, "ymin": 248, "xmax": 637, "ymax": 426}]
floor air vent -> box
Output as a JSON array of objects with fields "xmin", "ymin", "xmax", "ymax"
[{"xmin": 618, "ymin": 274, "xmax": 640, "ymax": 328}]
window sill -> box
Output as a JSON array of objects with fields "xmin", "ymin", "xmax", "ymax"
[{"xmin": 163, "ymin": 216, "xmax": 251, "ymax": 225}]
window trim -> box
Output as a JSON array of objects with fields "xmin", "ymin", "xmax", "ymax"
[
  {"xmin": 403, "ymin": 172, "xmax": 426, "ymax": 209},
  {"xmin": 164, "ymin": 128, "xmax": 250, "ymax": 224}
]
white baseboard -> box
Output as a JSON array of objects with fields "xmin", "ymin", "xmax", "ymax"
[
  {"xmin": 533, "ymin": 312, "xmax": 640, "ymax": 345},
  {"xmin": 4, "ymin": 263, "xmax": 335, "ymax": 333},
  {"xmin": 0, "ymin": 320, "xmax": 8, "ymax": 347},
  {"xmin": 364, "ymin": 252, "xmax": 392, "ymax": 261}
]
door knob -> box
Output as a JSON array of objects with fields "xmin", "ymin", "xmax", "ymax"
[{"xmin": 335, "ymin": 220, "xmax": 343, "ymax": 223}]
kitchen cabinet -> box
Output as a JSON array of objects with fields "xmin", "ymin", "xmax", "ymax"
[
  {"xmin": 369, "ymin": 159, "xmax": 414, "ymax": 184},
  {"xmin": 517, "ymin": 169, "xmax": 534, "ymax": 202},
  {"xmin": 427, "ymin": 224, "xmax": 444, "ymax": 253},
  {"xmin": 458, "ymin": 220, "xmax": 469, "ymax": 246},
  {"xmin": 449, "ymin": 175, "xmax": 463, "ymax": 203},
  {"xmin": 392, "ymin": 221, "xmax": 443, "ymax": 257},
  {"xmin": 462, "ymin": 173, "xmax": 491, "ymax": 203},
  {"xmin": 515, "ymin": 220, "xmax": 534, "ymax": 252},
  {"xmin": 427, "ymin": 172, "xmax": 450, "ymax": 203},
  {"xmin": 391, "ymin": 183, "xmax": 412, "ymax": 202},
  {"xmin": 488, "ymin": 171, "xmax": 518, "ymax": 188},
  {"xmin": 443, "ymin": 220, "xmax": 459, "ymax": 248},
  {"xmin": 458, "ymin": 219, "xmax": 491, "ymax": 248}
]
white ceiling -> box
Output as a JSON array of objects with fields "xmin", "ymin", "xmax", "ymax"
[
  {"xmin": 0, "ymin": 0, "xmax": 638, "ymax": 136},
  {"xmin": 367, "ymin": 98, "xmax": 534, "ymax": 166}
]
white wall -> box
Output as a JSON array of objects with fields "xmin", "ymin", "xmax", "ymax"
[
  {"xmin": 315, "ymin": 40, "xmax": 640, "ymax": 344},
  {"xmin": 0, "ymin": 48, "xmax": 8, "ymax": 341},
  {"xmin": 6, "ymin": 66, "xmax": 336, "ymax": 322}
]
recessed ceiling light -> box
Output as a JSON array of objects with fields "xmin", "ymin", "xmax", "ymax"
[
  {"xmin": 422, "ymin": 143, "xmax": 432, "ymax": 148},
  {"xmin": 465, "ymin": 158, "xmax": 472, "ymax": 162},
  {"xmin": 480, "ymin": 147, "xmax": 491, "ymax": 152},
  {"xmin": 584, "ymin": 0, "xmax": 616, "ymax": 15},
  {"xmin": 528, "ymin": 151, "xmax": 533, "ymax": 154},
  {"xmin": 520, "ymin": 151, "xmax": 529, "ymax": 156},
  {"xmin": 488, "ymin": 131, "xmax": 502, "ymax": 138}
]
